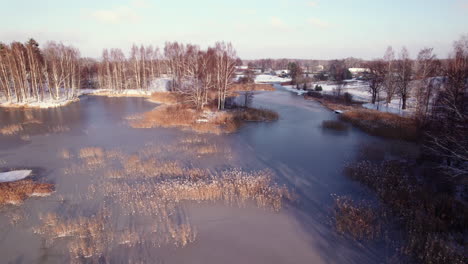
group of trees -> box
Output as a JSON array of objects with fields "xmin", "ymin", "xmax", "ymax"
[
  {"xmin": 163, "ymin": 42, "xmax": 237, "ymax": 110},
  {"xmin": 0, "ymin": 39, "xmax": 238, "ymax": 110},
  {"xmin": 94, "ymin": 41, "xmax": 237, "ymax": 110},
  {"xmin": 0, "ymin": 39, "xmax": 80, "ymax": 103},
  {"xmin": 97, "ymin": 45, "xmax": 163, "ymax": 92},
  {"xmin": 366, "ymin": 36, "xmax": 467, "ymax": 179}
]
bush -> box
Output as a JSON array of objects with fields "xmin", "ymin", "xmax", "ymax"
[{"xmin": 314, "ymin": 85, "xmax": 323, "ymax": 91}]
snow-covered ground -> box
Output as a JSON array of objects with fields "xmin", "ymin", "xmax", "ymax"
[
  {"xmin": 0, "ymin": 78, "xmax": 171, "ymax": 109},
  {"xmin": 0, "ymin": 170, "xmax": 32, "ymax": 183},
  {"xmin": 255, "ymin": 74, "xmax": 292, "ymax": 84},
  {"xmin": 281, "ymin": 79, "xmax": 416, "ymax": 117}
]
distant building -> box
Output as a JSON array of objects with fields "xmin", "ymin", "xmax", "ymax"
[
  {"xmin": 275, "ymin": 69, "xmax": 290, "ymax": 76},
  {"xmin": 313, "ymin": 65, "xmax": 324, "ymax": 73},
  {"xmin": 235, "ymin": 66, "xmax": 249, "ymax": 70},
  {"xmin": 348, "ymin": 68, "xmax": 370, "ymax": 74}
]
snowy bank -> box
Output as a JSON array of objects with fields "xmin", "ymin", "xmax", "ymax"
[
  {"xmin": 0, "ymin": 78, "xmax": 172, "ymax": 109},
  {"xmin": 255, "ymin": 75, "xmax": 291, "ymax": 84},
  {"xmin": 305, "ymin": 80, "xmax": 416, "ymax": 117},
  {"xmin": 0, "ymin": 170, "xmax": 32, "ymax": 183},
  {"xmin": 281, "ymin": 85, "xmax": 308, "ymax": 95}
]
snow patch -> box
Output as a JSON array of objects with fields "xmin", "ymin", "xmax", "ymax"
[
  {"xmin": 255, "ymin": 75, "xmax": 291, "ymax": 84},
  {"xmin": 281, "ymin": 85, "xmax": 308, "ymax": 95},
  {"xmin": 0, "ymin": 170, "xmax": 32, "ymax": 183}
]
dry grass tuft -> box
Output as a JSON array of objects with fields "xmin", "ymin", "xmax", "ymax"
[
  {"xmin": 236, "ymin": 108, "xmax": 279, "ymax": 122},
  {"xmin": 0, "ymin": 124, "xmax": 23, "ymax": 135},
  {"xmin": 47, "ymin": 125, "xmax": 70, "ymax": 133},
  {"xmin": 0, "ymin": 180, "xmax": 54, "ymax": 205},
  {"xmin": 230, "ymin": 83, "xmax": 275, "ymax": 92},
  {"xmin": 59, "ymin": 149, "xmax": 72, "ymax": 159},
  {"xmin": 79, "ymin": 147, "xmax": 105, "ymax": 159},
  {"xmin": 150, "ymin": 92, "xmax": 185, "ymax": 105},
  {"xmin": 340, "ymin": 109, "xmax": 419, "ymax": 141},
  {"xmin": 334, "ymin": 196, "xmax": 381, "ymax": 240}
]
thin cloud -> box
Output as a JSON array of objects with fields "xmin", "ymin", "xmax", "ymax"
[
  {"xmin": 269, "ymin": 17, "xmax": 288, "ymax": 30},
  {"xmin": 307, "ymin": 1, "xmax": 318, "ymax": 7},
  {"xmin": 307, "ymin": 17, "xmax": 329, "ymax": 28},
  {"xmin": 90, "ymin": 2, "xmax": 142, "ymax": 24}
]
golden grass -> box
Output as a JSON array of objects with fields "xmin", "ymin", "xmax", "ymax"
[
  {"xmin": 59, "ymin": 149, "xmax": 72, "ymax": 159},
  {"xmin": 0, "ymin": 179, "xmax": 54, "ymax": 205},
  {"xmin": 35, "ymin": 205, "xmax": 197, "ymax": 260},
  {"xmin": 237, "ymin": 108, "xmax": 279, "ymax": 122},
  {"xmin": 44, "ymin": 140, "xmax": 293, "ymax": 261},
  {"xmin": 47, "ymin": 125, "xmax": 70, "ymax": 133},
  {"xmin": 230, "ymin": 83, "xmax": 275, "ymax": 92},
  {"xmin": 149, "ymin": 92, "xmax": 185, "ymax": 104},
  {"xmin": 129, "ymin": 105, "xmax": 278, "ymax": 134},
  {"xmin": 0, "ymin": 124, "xmax": 23, "ymax": 135},
  {"xmin": 340, "ymin": 109, "xmax": 419, "ymax": 140},
  {"xmin": 79, "ymin": 147, "xmax": 105, "ymax": 159}
]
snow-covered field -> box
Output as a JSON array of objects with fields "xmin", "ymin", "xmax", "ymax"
[
  {"xmin": 0, "ymin": 78, "xmax": 171, "ymax": 109},
  {"xmin": 282, "ymin": 79, "xmax": 416, "ymax": 116},
  {"xmin": 255, "ymin": 74, "xmax": 292, "ymax": 84}
]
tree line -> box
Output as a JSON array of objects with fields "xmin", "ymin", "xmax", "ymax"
[
  {"xmin": 0, "ymin": 39, "xmax": 238, "ymax": 110},
  {"xmin": 0, "ymin": 39, "xmax": 80, "ymax": 103}
]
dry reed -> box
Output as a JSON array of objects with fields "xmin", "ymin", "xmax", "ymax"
[{"xmin": 0, "ymin": 179, "xmax": 54, "ymax": 205}]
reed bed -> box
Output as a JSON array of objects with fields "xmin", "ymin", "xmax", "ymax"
[
  {"xmin": 44, "ymin": 140, "xmax": 292, "ymax": 261},
  {"xmin": 340, "ymin": 109, "xmax": 418, "ymax": 141},
  {"xmin": 149, "ymin": 92, "xmax": 185, "ymax": 104},
  {"xmin": 0, "ymin": 124, "xmax": 23, "ymax": 135},
  {"xmin": 0, "ymin": 179, "xmax": 54, "ymax": 205},
  {"xmin": 35, "ymin": 205, "xmax": 197, "ymax": 261},
  {"xmin": 230, "ymin": 83, "xmax": 275, "ymax": 92},
  {"xmin": 100, "ymin": 169, "xmax": 292, "ymax": 212},
  {"xmin": 333, "ymin": 196, "xmax": 381, "ymax": 240},
  {"xmin": 345, "ymin": 160, "xmax": 467, "ymax": 263},
  {"xmin": 128, "ymin": 103, "xmax": 279, "ymax": 134}
]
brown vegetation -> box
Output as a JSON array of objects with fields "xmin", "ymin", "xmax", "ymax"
[
  {"xmin": 345, "ymin": 160, "xmax": 467, "ymax": 264},
  {"xmin": 340, "ymin": 109, "xmax": 419, "ymax": 141},
  {"xmin": 149, "ymin": 92, "xmax": 185, "ymax": 104},
  {"xmin": 0, "ymin": 179, "xmax": 54, "ymax": 205},
  {"xmin": 43, "ymin": 141, "xmax": 293, "ymax": 261},
  {"xmin": 0, "ymin": 124, "xmax": 23, "ymax": 135},
  {"xmin": 334, "ymin": 196, "xmax": 381, "ymax": 240},
  {"xmin": 230, "ymin": 83, "xmax": 275, "ymax": 92},
  {"xmin": 128, "ymin": 104, "xmax": 279, "ymax": 134}
]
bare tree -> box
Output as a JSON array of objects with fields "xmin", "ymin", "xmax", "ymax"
[
  {"xmin": 395, "ymin": 47, "xmax": 413, "ymax": 110},
  {"xmin": 415, "ymin": 48, "xmax": 440, "ymax": 123},
  {"xmin": 367, "ymin": 59, "xmax": 386, "ymax": 105},
  {"xmin": 383, "ymin": 46, "xmax": 397, "ymax": 105},
  {"xmin": 425, "ymin": 35, "xmax": 468, "ymax": 179},
  {"xmin": 213, "ymin": 42, "xmax": 236, "ymax": 110}
]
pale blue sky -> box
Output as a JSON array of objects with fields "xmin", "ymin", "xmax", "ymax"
[{"xmin": 1, "ymin": 0, "xmax": 467, "ymax": 59}]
